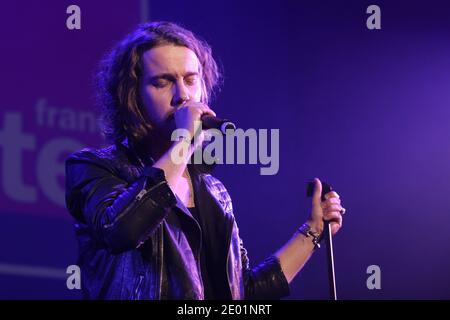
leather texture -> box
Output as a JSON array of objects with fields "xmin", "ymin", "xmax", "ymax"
[{"xmin": 65, "ymin": 139, "xmax": 290, "ymax": 300}]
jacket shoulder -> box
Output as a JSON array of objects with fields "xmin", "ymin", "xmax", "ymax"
[
  {"xmin": 66, "ymin": 143, "xmax": 144, "ymax": 183},
  {"xmin": 67, "ymin": 145, "xmax": 120, "ymax": 164}
]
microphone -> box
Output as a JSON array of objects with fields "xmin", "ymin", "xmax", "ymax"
[{"xmin": 201, "ymin": 115, "xmax": 236, "ymax": 134}]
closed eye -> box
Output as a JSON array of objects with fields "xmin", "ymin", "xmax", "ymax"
[
  {"xmin": 151, "ymin": 78, "xmax": 171, "ymax": 88},
  {"xmin": 184, "ymin": 75, "xmax": 198, "ymax": 86}
]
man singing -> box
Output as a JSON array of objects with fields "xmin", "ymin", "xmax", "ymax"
[{"xmin": 65, "ymin": 21, "xmax": 345, "ymax": 299}]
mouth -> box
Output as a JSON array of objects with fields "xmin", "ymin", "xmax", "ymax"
[
  {"xmin": 166, "ymin": 112, "xmax": 175, "ymax": 122},
  {"xmin": 161, "ymin": 113, "xmax": 176, "ymax": 133}
]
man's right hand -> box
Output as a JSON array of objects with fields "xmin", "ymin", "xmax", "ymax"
[{"xmin": 173, "ymin": 102, "xmax": 216, "ymax": 141}]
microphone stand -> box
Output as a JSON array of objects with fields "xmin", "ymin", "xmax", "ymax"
[
  {"xmin": 307, "ymin": 181, "xmax": 338, "ymax": 300},
  {"xmin": 323, "ymin": 221, "xmax": 337, "ymax": 300}
]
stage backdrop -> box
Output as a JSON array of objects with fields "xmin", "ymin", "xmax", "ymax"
[{"xmin": 0, "ymin": 0, "xmax": 145, "ymax": 299}]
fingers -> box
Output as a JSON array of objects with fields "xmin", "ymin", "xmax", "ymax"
[
  {"xmin": 181, "ymin": 101, "xmax": 216, "ymax": 118},
  {"xmin": 321, "ymin": 196, "xmax": 344, "ymax": 211},
  {"xmin": 322, "ymin": 191, "xmax": 345, "ymax": 214},
  {"xmin": 309, "ymin": 180, "xmax": 345, "ymax": 235},
  {"xmin": 322, "ymin": 197, "xmax": 341, "ymax": 206},
  {"xmin": 323, "ymin": 210, "xmax": 342, "ymax": 222},
  {"xmin": 323, "ymin": 211, "xmax": 343, "ymax": 236},
  {"xmin": 321, "ymin": 203, "xmax": 343, "ymax": 213},
  {"xmin": 321, "ymin": 195, "xmax": 345, "ymax": 232},
  {"xmin": 312, "ymin": 178, "xmax": 322, "ymax": 207},
  {"xmin": 324, "ymin": 191, "xmax": 340, "ymax": 200},
  {"xmin": 174, "ymin": 102, "xmax": 216, "ymax": 137},
  {"xmin": 330, "ymin": 220, "xmax": 342, "ymax": 235}
]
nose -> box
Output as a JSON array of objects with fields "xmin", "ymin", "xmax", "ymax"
[{"xmin": 171, "ymin": 80, "xmax": 190, "ymax": 107}]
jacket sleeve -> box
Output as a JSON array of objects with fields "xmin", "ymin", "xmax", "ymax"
[
  {"xmin": 65, "ymin": 149, "xmax": 177, "ymax": 254},
  {"xmin": 241, "ymin": 240, "xmax": 290, "ymax": 300}
]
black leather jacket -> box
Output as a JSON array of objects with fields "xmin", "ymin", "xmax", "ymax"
[{"xmin": 65, "ymin": 139, "xmax": 289, "ymax": 299}]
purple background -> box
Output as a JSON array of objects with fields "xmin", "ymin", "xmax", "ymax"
[{"xmin": 1, "ymin": 0, "xmax": 449, "ymax": 299}]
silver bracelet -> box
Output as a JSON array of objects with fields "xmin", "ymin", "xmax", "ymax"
[{"xmin": 297, "ymin": 223, "xmax": 322, "ymax": 249}]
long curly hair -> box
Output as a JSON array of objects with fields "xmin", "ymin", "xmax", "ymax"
[{"xmin": 96, "ymin": 21, "xmax": 221, "ymax": 145}]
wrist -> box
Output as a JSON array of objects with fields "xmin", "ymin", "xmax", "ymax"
[
  {"xmin": 306, "ymin": 219, "xmax": 324, "ymax": 235},
  {"xmin": 298, "ymin": 222, "xmax": 323, "ymax": 249},
  {"xmin": 169, "ymin": 139, "xmax": 194, "ymax": 163}
]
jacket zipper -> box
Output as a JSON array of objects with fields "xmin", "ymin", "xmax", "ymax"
[
  {"xmin": 103, "ymin": 181, "xmax": 164, "ymax": 229},
  {"xmin": 157, "ymin": 225, "xmax": 163, "ymax": 300},
  {"xmin": 196, "ymin": 221, "xmax": 204, "ymax": 299},
  {"xmin": 190, "ymin": 194, "xmax": 205, "ymax": 299},
  {"xmin": 133, "ymin": 275, "xmax": 144, "ymax": 300},
  {"xmin": 225, "ymin": 217, "xmax": 235, "ymax": 299}
]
